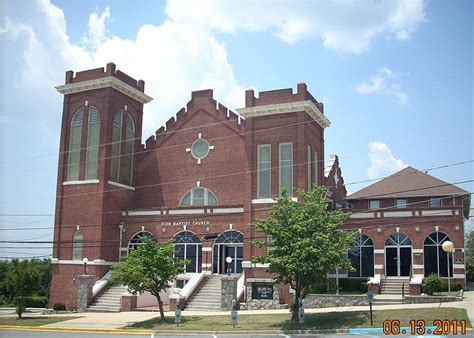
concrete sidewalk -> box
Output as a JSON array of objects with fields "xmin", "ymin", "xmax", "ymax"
[{"xmin": 3, "ymin": 291, "xmax": 472, "ymax": 330}]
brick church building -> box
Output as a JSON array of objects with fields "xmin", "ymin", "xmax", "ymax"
[{"xmin": 49, "ymin": 63, "xmax": 470, "ymax": 310}]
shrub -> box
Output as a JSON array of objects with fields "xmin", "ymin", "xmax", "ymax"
[
  {"xmin": 444, "ymin": 281, "xmax": 463, "ymax": 292},
  {"xmin": 422, "ymin": 274, "xmax": 445, "ymax": 295},
  {"xmin": 339, "ymin": 278, "xmax": 369, "ymax": 293},
  {"xmin": 53, "ymin": 303, "xmax": 66, "ymax": 311}
]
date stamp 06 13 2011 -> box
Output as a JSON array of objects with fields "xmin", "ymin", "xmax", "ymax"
[{"xmin": 383, "ymin": 319, "xmax": 468, "ymax": 335}]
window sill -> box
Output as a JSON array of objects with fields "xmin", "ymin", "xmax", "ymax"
[
  {"xmin": 251, "ymin": 197, "xmax": 298, "ymax": 204},
  {"xmin": 63, "ymin": 179, "xmax": 99, "ymax": 185},
  {"xmin": 108, "ymin": 180, "xmax": 135, "ymax": 191}
]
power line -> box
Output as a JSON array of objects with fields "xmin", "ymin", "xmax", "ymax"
[
  {"xmin": 0, "ymin": 190, "xmax": 471, "ymax": 232},
  {"xmin": 1, "ymin": 157, "xmax": 472, "ymax": 208}
]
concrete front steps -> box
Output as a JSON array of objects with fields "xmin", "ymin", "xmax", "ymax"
[
  {"xmin": 185, "ymin": 276, "xmax": 222, "ymax": 311},
  {"xmin": 373, "ymin": 294, "xmax": 404, "ymax": 305},
  {"xmin": 88, "ymin": 283, "xmax": 127, "ymax": 312},
  {"xmin": 380, "ymin": 278, "xmax": 410, "ymax": 296}
]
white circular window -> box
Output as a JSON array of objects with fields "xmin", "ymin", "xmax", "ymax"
[{"xmin": 191, "ymin": 139, "xmax": 210, "ymax": 159}]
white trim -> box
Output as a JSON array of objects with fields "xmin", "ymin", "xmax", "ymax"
[
  {"xmin": 237, "ymin": 100, "xmax": 330, "ymax": 129},
  {"xmin": 453, "ymin": 274, "xmax": 465, "ymax": 278},
  {"xmin": 383, "ymin": 211, "xmax": 413, "ymax": 217},
  {"xmin": 374, "ymin": 249, "xmax": 384, "ymax": 254},
  {"xmin": 168, "ymin": 209, "xmax": 205, "ymax": 215},
  {"xmin": 56, "ymin": 76, "xmax": 153, "ymax": 104},
  {"xmin": 212, "ymin": 207, "xmax": 244, "ymax": 214},
  {"xmin": 51, "ymin": 258, "xmax": 116, "ymax": 266},
  {"xmin": 246, "ymin": 278, "xmax": 275, "ymax": 283},
  {"xmin": 127, "ymin": 210, "xmax": 161, "ymax": 216},
  {"xmin": 327, "ymin": 273, "xmax": 348, "ymax": 278},
  {"xmin": 251, "ymin": 197, "xmax": 298, "ymax": 204},
  {"xmin": 63, "ymin": 179, "xmax": 99, "ymax": 185},
  {"xmin": 241, "ymin": 261, "xmax": 270, "ymax": 268},
  {"xmin": 108, "ymin": 180, "xmax": 135, "ymax": 191},
  {"xmin": 413, "ymin": 249, "xmax": 423, "ymax": 254},
  {"xmin": 202, "ymin": 247, "xmax": 212, "ymax": 252},
  {"xmin": 412, "ymin": 264, "xmax": 424, "ymax": 269},
  {"xmin": 351, "ymin": 212, "xmax": 375, "ymax": 219},
  {"xmin": 421, "ymin": 210, "xmax": 452, "ymax": 216},
  {"xmin": 453, "ymin": 264, "xmax": 465, "ymax": 269},
  {"xmin": 252, "ymin": 198, "xmax": 277, "ymax": 204}
]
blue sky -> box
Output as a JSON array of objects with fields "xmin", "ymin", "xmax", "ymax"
[{"xmin": 0, "ymin": 0, "xmax": 472, "ymax": 258}]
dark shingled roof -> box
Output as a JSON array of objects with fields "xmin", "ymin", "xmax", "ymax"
[{"xmin": 347, "ymin": 166, "xmax": 469, "ymax": 200}]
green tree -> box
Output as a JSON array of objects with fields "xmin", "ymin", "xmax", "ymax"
[
  {"xmin": 6, "ymin": 259, "xmax": 41, "ymax": 318},
  {"xmin": 251, "ymin": 186, "xmax": 355, "ymax": 322},
  {"xmin": 111, "ymin": 237, "xmax": 188, "ymax": 321},
  {"xmin": 466, "ymin": 231, "xmax": 474, "ymax": 282}
]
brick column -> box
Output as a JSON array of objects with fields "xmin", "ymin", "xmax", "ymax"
[{"xmin": 77, "ymin": 275, "xmax": 93, "ymax": 312}]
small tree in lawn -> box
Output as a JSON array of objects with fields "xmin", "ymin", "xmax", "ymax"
[
  {"xmin": 251, "ymin": 186, "xmax": 355, "ymax": 322},
  {"xmin": 111, "ymin": 237, "xmax": 188, "ymax": 321},
  {"xmin": 6, "ymin": 259, "xmax": 41, "ymax": 318}
]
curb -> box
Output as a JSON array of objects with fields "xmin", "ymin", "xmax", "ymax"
[{"xmin": 0, "ymin": 326, "xmax": 153, "ymax": 335}]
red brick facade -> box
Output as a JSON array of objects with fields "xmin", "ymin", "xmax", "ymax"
[{"xmin": 49, "ymin": 63, "xmax": 469, "ymax": 308}]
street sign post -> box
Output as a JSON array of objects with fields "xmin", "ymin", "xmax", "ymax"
[
  {"xmin": 231, "ymin": 299, "xmax": 238, "ymax": 328},
  {"xmin": 175, "ymin": 299, "xmax": 182, "ymax": 326},
  {"xmin": 298, "ymin": 297, "xmax": 304, "ymax": 324},
  {"xmin": 367, "ymin": 291, "xmax": 374, "ymax": 326}
]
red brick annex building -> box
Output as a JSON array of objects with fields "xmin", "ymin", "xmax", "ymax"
[{"xmin": 49, "ymin": 63, "xmax": 470, "ymax": 310}]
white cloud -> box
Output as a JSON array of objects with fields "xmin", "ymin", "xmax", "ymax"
[
  {"xmin": 165, "ymin": 0, "xmax": 426, "ymax": 53},
  {"xmin": 356, "ymin": 67, "xmax": 408, "ymax": 105},
  {"xmin": 81, "ymin": 6, "xmax": 111, "ymax": 49},
  {"xmin": 1, "ymin": 1, "xmax": 245, "ymax": 140},
  {"xmin": 367, "ymin": 141, "xmax": 407, "ymax": 179}
]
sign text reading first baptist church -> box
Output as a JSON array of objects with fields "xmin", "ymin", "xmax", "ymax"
[{"xmin": 160, "ymin": 221, "xmax": 211, "ymax": 227}]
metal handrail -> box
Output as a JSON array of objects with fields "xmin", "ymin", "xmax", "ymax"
[{"xmin": 380, "ymin": 264, "xmax": 385, "ymax": 293}]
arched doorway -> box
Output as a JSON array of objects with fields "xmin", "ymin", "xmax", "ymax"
[
  {"xmin": 384, "ymin": 233, "xmax": 412, "ymax": 277},
  {"xmin": 212, "ymin": 231, "xmax": 243, "ymax": 274}
]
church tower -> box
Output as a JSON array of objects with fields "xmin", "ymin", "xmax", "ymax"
[{"xmin": 49, "ymin": 63, "xmax": 152, "ymax": 308}]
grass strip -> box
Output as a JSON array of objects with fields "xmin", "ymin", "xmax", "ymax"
[
  {"xmin": 126, "ymin": 308, "xmax": 470, "ymax": 331},
  {"xmin": 0, "ymin": 316, "xmax": 80, "ymax": 327}
]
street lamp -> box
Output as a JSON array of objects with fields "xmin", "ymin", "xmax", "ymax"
[
  {"xmin": 226, "ymin": 256, "xmax": 232, "ymax": 276},
  {"xmin": 82, "ymin": 257, "xmax": 89, "ymax": 275},
  {"xmin": 442, "ymin": 240, "xmax": 454, "ymax": 295}
]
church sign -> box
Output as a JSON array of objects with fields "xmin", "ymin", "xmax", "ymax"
[{"xmin": 252, "ymin": 282, "xmax": 274, "ymax": 300}]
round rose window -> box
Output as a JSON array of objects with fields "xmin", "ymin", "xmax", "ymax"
[{"xmin": 191, "ymin": 138, "xmax": 210, "ymax": 159}]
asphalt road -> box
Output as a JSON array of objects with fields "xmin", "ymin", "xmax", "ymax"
[{"xmin": 1, "ymin": 331, "xmax": 474, "ymax": 338}]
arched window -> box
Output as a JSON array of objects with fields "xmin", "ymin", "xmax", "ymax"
[
  {"xmin": 68, "ymin": 109, "xmax": 84, "ymax": 180},
  {"xmin": 128, "ymin": 231, "xmax": 155, "ymax": 252},
  {"xmin": 215, "ymin": 231, "xmax": 243, "ymax": 244},
  {"xmin": 85, "ymin": 106, "xmax": 100, "ymax": 179},
  {"xmin": 72, "ymin": 230, "xmax": 83, "ymax": 260},
  {"xmin": 174, "ymin": 231, "xmax": 202, "ymax": 273},
  {"xmin": 110, "ymin": 111, "xmax": 135, "ymax": 184},
  {"xmin": 348, "ymin": 234, "xmax": 374, "ymax": 277},
  {"xmin": 180, "ymin": 187, "xmax": 217, "ymax": 206},
  {"xmin": 424, "ymin": 232, "xmax": 453, "ymax": 277},
  {"xmin": 385, "ymin": 233, "xmax": 412, "ymax": 246}
]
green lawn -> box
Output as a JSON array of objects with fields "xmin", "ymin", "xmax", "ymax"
[
  {"xmin": 126, "ymin": 308, "xmax": 470, "ymax": 332},
  {"xmin": 0, "ymin": 316, "xmax": 80, "ymax": 327}
]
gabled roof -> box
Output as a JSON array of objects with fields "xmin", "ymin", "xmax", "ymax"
[{"xmin": 347, "ymin": 166, "xmax": 469, "ymax": 200}]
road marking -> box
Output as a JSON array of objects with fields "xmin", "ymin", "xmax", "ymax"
[
  {"xmin": 212, "ymin": 335, "xmax": 217, "ymax": 338},
  {"xmin": 151, "ymin": 333, "xmax": 154, "ymax": 338},
  {"xmin": 280, "ymin": 334, "xmax": 291, "ymax": 338}
]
